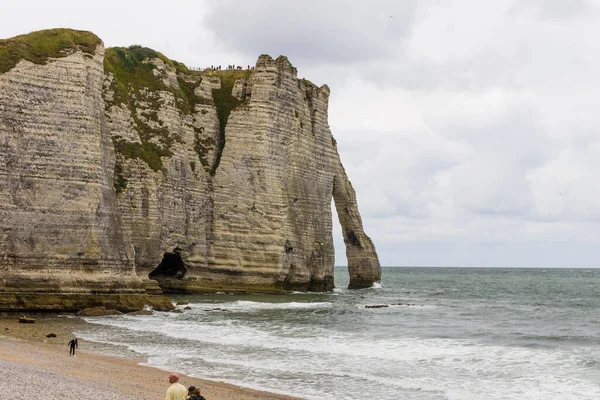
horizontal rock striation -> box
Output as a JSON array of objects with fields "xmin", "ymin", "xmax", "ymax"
[
  {"xmin": 0, "ymin": 29, "xmax": 172, "ymax": 312},
  {"xmin": 0, "ymin": 29, "xmax": 381, "ymax": 310},
  {"xmin": 207, "ymin": 56, "xmax": 339, "ymax": 292}
]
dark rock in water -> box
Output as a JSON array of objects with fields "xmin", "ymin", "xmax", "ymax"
[
  {"xmin": 18, "ymin": 316, "xmax": 35, "ymax": 323},
  {"xmin": 126, "ymin": 310, "xmax": 154, "ymax": 316},
  {"xmin": 46, "ymin": 333, "xmax": 57, "ymax": 338},
  {"xmin": 184, "ymin": 306, "xmax": 192, "ymax": 310},
  {"xmin": 76, "ymin": 307, "xmax": 123, "ymax": 316},
  {"xmin": 176, "ymin": 301, "xmax": 189, "ymax": 306},
  {"xmin": 365, "ymin": 303, "xmax": 416, "ymax": 309},
  {"xmin": 172, "ymin": 309, "xmax": 183, "ymax": 313}
]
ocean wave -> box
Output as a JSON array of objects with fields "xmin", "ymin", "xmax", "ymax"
[{"xmin": 221, "ymin": 300, "xmax": 333, "ymax": 312}]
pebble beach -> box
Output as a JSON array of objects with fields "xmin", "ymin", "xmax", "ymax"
[{"xmin": 0, "ymin": 317, "xmax": 300, "ymax": 400}]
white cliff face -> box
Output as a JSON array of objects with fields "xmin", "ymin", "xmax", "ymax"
[
  {"xmin": 102, "ymin": 52, "xmax": 223, "ymax": 290},
  {"xmin": 0, "ymin": 45, "xmax": 141, "ymax": 291},
  {"xmin": 0, "ymin": 33, "xmax": 173, "ymax": 312},
  {"xmin": 0, "ymin": 30, "xmax": 381, "ymax": 308},
  {"xmin": 106, "ymin": 53, "xmax": 381, "ymax": 292},
  {"xmin": 208, "ymin": 56, "xmax": 338, "ymax": 291}
]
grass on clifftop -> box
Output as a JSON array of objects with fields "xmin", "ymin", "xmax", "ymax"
[
  {"xmin": 104, "ymin": 45, "xmax": 201, "ymax": 113},
  {"xmin": 104, "ymin": 45, "xmax": 166, "ymax": 107},
  {"xmin": 0, "ymin": 28, "xmax": 101, "ymax": 74}
]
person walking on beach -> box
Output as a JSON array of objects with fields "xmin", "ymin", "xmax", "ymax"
[
  {"xmin": 165, "ymin": 372, "xmax": 187, "ymax": 400},
  {"xmin": 187, "ymin": 385, "xmax": 207, "ymax": 400},
  {"xmin": 67, "ymin": 338, "xmax": 78, "ymax": 356}
]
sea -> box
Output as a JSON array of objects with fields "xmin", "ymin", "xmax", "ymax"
[{"xmin": 74, "ymin": 267, "xmax": 600, "ymax": 399}]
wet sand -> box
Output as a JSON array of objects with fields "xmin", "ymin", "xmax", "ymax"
[{"xmin": 0, "ymin": 316, "xmax": 301, "ymax": 400}]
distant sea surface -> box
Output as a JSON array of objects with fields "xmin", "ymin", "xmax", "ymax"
[{"xmin": 76, "ymin": 267, "xmax": 600, "ymax": 399}]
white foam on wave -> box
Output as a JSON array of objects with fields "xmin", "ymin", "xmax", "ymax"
[
  {"xmin": 84, "ymin": 313, "xmax": 464, "ymax": 362},
  {"xmin": 224, "ymin": 300, "xmax": 333, "ymax": 312},
  {"xmin": 78, "ymin": 313, "xmax": 600, "ymax": 400},
  {"xmin": 80, "ymin": 291, "xmax": 600, "ymax": 400},
  {"xmin": 371, "ymin": 282, "xmax": 383, "ymax": 289}
]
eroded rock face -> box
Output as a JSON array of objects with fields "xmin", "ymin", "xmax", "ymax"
[
  {"xmin": 0, "ymin": 29, "xmax": 381, "ymax": 308},
  {"xmin": 332, "ymin": 155, "xmax": 382, "ymax": 288},
  {"xmin": 0, "ymin": 45, "xmax": 137, "ymax": 288},
  {"xmin": 206, "ymin": 56, "xmax": 339, "ymax": 292},
  {"xmin": 0, "ymin": 31, "xmax": 172, "ymax": 312},
  {"xmin": 106, "ymin": 52, "xmax": 381, "ymax": 293}
]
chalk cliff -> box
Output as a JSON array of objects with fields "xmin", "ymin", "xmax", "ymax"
[
  {"xmin": 0, "ymin": 30, "xmax": 172, "ymax": 311},
  {"xmin": 0, "ymin": 29, "xmax": 380, "ymax": 310}
]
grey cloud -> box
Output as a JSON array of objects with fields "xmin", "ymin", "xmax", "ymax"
[
  {"xmin": 358, "ymin": 31, "xmax": 583, "ymax": 92},
  {"xmin": 352, "ymin": 0, "xmax": 598, "ymax": 92},
  {"xmin": 445, "ymin": 112, "xmax": 552, "ymax": 218},
  {"xmin": 336, "ymin": 127, "xmax": 467, "ymax": 221},
  {"xmin": 202, "ymin": 0, "xmax": 417, "ymax": 64},
  {"xmin": 509, "ymin": 0, "xmax": 595, "ymax": 20}
]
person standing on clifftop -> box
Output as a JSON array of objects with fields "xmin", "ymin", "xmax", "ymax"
[
  {"xmin": 165, "ymin": 373, "xmax": 187, "ymax": 400},
  {"xmin": 68, "ymin": 338, "xmax": 78, "ymax": 356}
]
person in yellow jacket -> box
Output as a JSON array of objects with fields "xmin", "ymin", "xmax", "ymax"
[{"xmin": 165, "ymin": 372, "xmax": 187, "ymax": 400}]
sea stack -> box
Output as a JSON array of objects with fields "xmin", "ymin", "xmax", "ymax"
[{"xmin": 0, "ymin": 29, "xmax": 381, "ymax": 312}]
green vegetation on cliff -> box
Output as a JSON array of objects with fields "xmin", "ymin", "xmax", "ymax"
[
  {"xmin": 104, "ymin": 45, "xmax": 201, "ymax": 112},
  {"xmin": 0, "ymin": 29, "xmax": 256, "ymax": 180},
  {"xmin": 207, "ymin": 69, "xmax": 252, "ymax": 132},
  {"xmin": 104, "ymin": 45, "xmax": 204, "ymax": 175},
  {"xmin": 103, "ymin": 46, "xmax": 255, "ymax": 178},
  {"xmin": 205, "ymin": 69, "xmax": 252, "ymax": 175},
  {"xmin": 0, "ymin": 28, "xmax": 101, "ymax": 74}
]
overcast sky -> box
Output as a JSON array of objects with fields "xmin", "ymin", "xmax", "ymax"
[{"xmin": 2, "ymin": 0, "xmax": 599, "ymax": 267}]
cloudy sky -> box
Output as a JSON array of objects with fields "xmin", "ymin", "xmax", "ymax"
[{"xmin": 3, "ymin": 0, "xmax": 599, "ymax": 267}]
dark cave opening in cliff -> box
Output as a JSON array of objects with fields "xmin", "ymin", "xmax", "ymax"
[{"xmin": 149, "ymin": 248, "xmax": 187, "ymax": 280}]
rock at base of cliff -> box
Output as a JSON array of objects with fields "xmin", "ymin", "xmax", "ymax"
[
  {"xmin": 0, "ymin": 294, "xmax": 175, "ymax": 313},
  {"xmin": 76, "ymin": 307, "xmax": 123, "ymax": 316}
]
